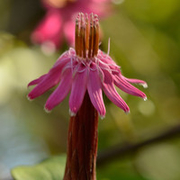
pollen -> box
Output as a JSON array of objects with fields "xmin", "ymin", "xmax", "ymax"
[{"xmin": 75, "ymin": 13, "xmax": 99, "ymax": 59}]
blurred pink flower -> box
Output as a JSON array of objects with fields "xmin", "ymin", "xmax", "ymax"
[
  {"xmin": 28, "ymin": 13, "xmax": 147, "ymax": 118},
  {"xmin": 31, "ymin": 0, "xmax": 111, "ymax": 50}
]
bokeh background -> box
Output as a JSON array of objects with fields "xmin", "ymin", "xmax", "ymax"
[{"xmin": 0, "ymin": 0, "xmax": 180, "ymax": 179}]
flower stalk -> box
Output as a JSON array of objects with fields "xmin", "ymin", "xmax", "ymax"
[
  {"xmin": 64, "ymin": 13, "xmax": 100, "ymax": 180},
  {"xmin": 63, "ymin": 92, "xmax": 98, "ymax": 180}
]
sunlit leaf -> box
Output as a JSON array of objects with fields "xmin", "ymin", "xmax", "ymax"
[
  {"xmin": 11, "ymin": 155, "xmax": 66, "ymax": 180},
  {"xmin": 97, "ymin": 159, "xmax": 147, "ymax": 180}
]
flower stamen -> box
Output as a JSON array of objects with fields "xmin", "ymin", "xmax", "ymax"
[{"xmin": 75, "ymin": 13, "xmax": 99, "ymax": 59}]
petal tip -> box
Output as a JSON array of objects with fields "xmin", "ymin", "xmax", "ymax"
[
  {"xmin": 143, "ymin": 96, "xmax": 147, "ymax": 101},
  {"xmin": 141, "ymin": 83, "xmax": 148, "ymax": 88},
  {"xmin": 100, "ymin": 115, "xmax": 105, "ymax": 119},
  {"xmin": 27, "ymin": 95, "xmax": 33, "ymax": 101},
  {"xmin": 98, "ymin": 109, "xmax": 106, "ymax": 120},
  {"xmin": 125, "ymin": 109, "xmax": 130, "ymax": 114},
  {"xmin": 69, "ymin": 109, "xmax": 76, "ymax": 117},
  {"xmin": 44, "ymin": 106, "xmax": 52, "ymax": 113}
]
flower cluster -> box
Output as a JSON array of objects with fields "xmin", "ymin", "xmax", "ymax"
[{"xmin": 28, "ymin": 13, "xmax": 147, "ymax": 118}]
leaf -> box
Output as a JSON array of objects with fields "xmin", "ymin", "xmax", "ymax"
[
  {"xmin": 97, "ymin": 158, "xmax": 148, "ymax": 180},
  {"xmin": 11, "ymin": 155, "xmax": 66, "ymax": 180}
]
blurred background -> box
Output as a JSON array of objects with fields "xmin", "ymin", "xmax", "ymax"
[{"xmin": 0, "ymin": 0, "xmax": 180, "ymax": 179}]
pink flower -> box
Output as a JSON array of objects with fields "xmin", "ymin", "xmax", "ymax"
[
  {"xmin": 31, "ymin": 0, "xmax": 111, "ymax": 49},
  {"xmin": 28, "ymin": 13, "xmax": 147, "ymax": 118}
]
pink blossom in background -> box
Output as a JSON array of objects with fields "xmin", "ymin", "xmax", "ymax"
[
  {"xmin": 31, "ymin": 0, "xmax": 112, "ymax": 50},
  {"xmin": 28, "ymin": 13, "xmax": 147, "ymax": 118}
]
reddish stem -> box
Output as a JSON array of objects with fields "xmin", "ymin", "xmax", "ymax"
[{"xmin": 63, "ymin": 92, "xmax": 99, "ymax": 180}]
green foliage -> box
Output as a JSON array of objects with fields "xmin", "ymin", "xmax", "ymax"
[
  {"xmin": 97, "ymin": 157, "xmax": 148, "ymax": 180},
  {"xmin": 11, "ymin": 155, "xmax": 66, "ymax": 180}
]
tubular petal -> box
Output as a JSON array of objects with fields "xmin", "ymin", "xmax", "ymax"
[
  {"xmin": 98, "ymin": 58, "xmax": 120, "ymax": 75},
  {"xmin": 102, "ymin": 69, "xmax": 130, "ymax": 113},
  {"xmin": 28, "ymin": 74, "xmax": 60, "ymax": 100},
  {"xmin": 114, "ymin": 75, "xmax": 147, "ymax": 99},
  {"xmin": 53, "ymin": 50, "xmax": 73, "ymax": 67},
  {"xmin": 28, "ymin": 74, "xmax": 47, "ymax": 87},
  {"xmin": 69, "ymin": 65, "xmax": 88, "ymax": 115},
  {"xmin": 53, "ymin": 55, "xmax": 71, "ymax": 68},
  {"xmin": 123, "ymin": 76, "xmax": 148, "ymax": 88},
  {"xmin": 28, "ymin": 58, "xmax": 70, "ymax": 100},
  {"xmin": 45, "ymin": 68, "xmax": 72, "ymax": 111},
  {"xmin": 87, "ymin": 63, "xmax": 106, "ymax": 117},
  {"xmin": 98, "ymin": 50, "xmax": 119, "ymax": 67}
]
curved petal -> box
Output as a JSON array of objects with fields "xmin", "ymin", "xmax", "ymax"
[
  {"xmin": 69, "ymin": 64, "xmax": 88, "ymax": 116},
  {"xmin": 53, "ymin": 48, "xmax": 75, "ymax": 67},
  {"xmin": 28, "ymin": 58, "xmax": 70, "ymax": 100},
  {"xmin": 114, "ymin": 75, "xmax": 147, "ymax": 100},
  {"xmin": 87, "ymin": 63, "xmax": 106, "ymax": 118},
  {"xmin": 102, "ymin": 69, "xmax": 130, "ymax": 113},
  {"xmin": 53, "ymin": 56, "xmax": 71, "ymax": 68},
  {"xmin": 97, "ymin": 50, "xmax": 118, "ymax": 67},
  {"xmin": 123, "ymin": 76, "xmax": 148, "ymax": 88},
  {"xmin": 45, "ymin": 68, "xmax": 72, "ymax": 111},
  {"xmin": 97, "ymin": 51, "xmax": 120, "ymax": 74},
  {"xmin": 28, "ymin": 74, "xmax": 47, "ymax": 87}
]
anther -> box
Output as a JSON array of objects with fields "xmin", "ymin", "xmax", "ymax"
[
  {"xmin": 85, "ymin": 13, "xmax": 89, "ymax": 50},
  {"xmin": 75, "ymin": 17, "xmax": 80, "ymax": 56},
  {"xmin": 75, "ymin": 13, "xmax": 100, "ymax": 59}
]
